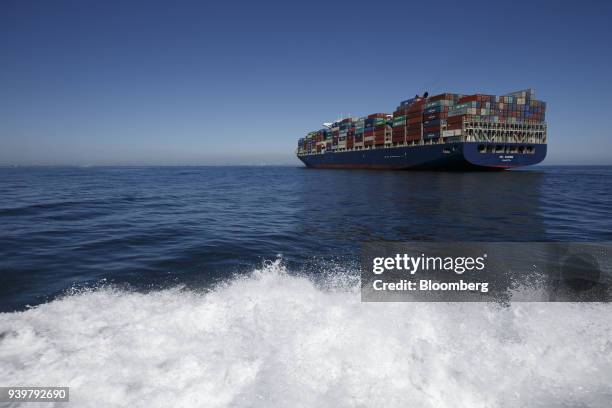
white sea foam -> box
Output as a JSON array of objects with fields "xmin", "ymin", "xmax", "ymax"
[{"xmin": 1, "ymin": 260, "xmax": 611, "ymax": 407}]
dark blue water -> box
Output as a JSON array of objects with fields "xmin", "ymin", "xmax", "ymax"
[{"xmin": 1, "ymin": 166, "xmax": 611, "ymax": 312}]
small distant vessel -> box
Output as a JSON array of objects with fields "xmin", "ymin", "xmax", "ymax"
[{"xmin": 296, "ymin": 89, "xmax": 546, "ymax": 170}]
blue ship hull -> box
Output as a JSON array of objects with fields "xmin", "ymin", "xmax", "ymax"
[{"xmin": 298, "ymin": 142, "xmax": 546, "ymax": 170}]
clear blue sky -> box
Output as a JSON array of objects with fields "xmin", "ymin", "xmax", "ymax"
[{"xmin": 1, "ymin": 0, "xmax": 611, "ymax": 165}]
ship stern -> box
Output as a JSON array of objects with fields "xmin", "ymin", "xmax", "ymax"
[{"xmin": 462, "ymin": 142, "xmax": 547, "ymax": 169}]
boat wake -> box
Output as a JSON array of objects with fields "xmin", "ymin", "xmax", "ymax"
[{"xmin": 1, "ymin": 260, "xmax": 611, "ymax": 407}]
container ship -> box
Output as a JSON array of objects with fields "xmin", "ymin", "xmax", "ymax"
[{"xmin": 296, "ymin": 89, "xmax": 546, "ymax": 170}]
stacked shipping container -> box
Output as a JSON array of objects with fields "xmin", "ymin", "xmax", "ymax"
[{"xmin": 298, "ymin": 89, "xmax": 545, "ymax": 154}]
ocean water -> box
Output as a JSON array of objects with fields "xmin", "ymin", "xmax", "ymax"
[{"xmin": 1, "ymin": 166, "xmax": 612, "ymax": 407}]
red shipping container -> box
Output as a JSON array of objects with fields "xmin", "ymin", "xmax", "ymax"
[
  {"xmin": 457, "ymin": 94, "xmax": 495, "ymax": 104},
  {"xmin": 316, "ymin": 145, "xmax": 322, "ymax": 153},
  {"xmin": 364, "ymin": 140, "xmax": 373, "ymax": 146},
  {"xmin": 392, "ymin": 126, "xmax": 405, "ymax": 140},
  {"xmin": 375, "ymin": 135, "xmax": 385, "ymax": 145},
  {"xmin": 427, "ymin": 93, "xmax": 458, "ymax": 102},
  {"xmin": 457, "ymin": 94, "xmax": 478, "ymax": 104},
  {"xmin": 406, "ymin": 106, "xmax": 424, "ymax": 114},
  {"xmin": 397, "ymin": 105, "xmax": 424, "ymax": 116},
  {"xmin": 407, "ymin": 117, "xmax": 422, "ymax": 125},
  {"xmin": 406, "ymin": 133, "xmax": 421, "ymax": 142},
  {"xmin": 406, "ymin": 111, "xmax": 423, "ymax": 119},
  {"xmin": 374, "ymin": 130, "xmax": 385, "ymax": 137},
  {"xmin": 363, "ymin": 130, "xmax": 374, "ymax": 137},
  {"xmin": 368, "ymin": 113, "xmax": 388, "ymax": 119},
  {"xmin": 447, "ymin": 115, "xmax": 464, "ymax": 124},
  {"xmin": 406, "ymin": 126, "xmax": 421, "ymax": 134}
]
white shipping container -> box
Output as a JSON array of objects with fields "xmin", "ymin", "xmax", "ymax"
[{"xmin": 442, "ymin": 130, "xmax": 454, "ymax": 137}]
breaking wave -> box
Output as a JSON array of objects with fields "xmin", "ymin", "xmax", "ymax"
[{"xmin": 1, "ymin": 260, "xmax": 612, "ymax": 407}]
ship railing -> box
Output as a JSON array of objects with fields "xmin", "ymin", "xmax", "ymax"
[
  {"xmin": 297, "ymin": 122, "xmax": 547, "ymax": 155},
  {"xmin": 461, "ymin": 120, "xmax": 546, "ymax": 144}
]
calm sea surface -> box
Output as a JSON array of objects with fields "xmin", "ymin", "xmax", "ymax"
[{"xmin": 1, "ymin": 165, "xmax": 611, "ymax": 311}]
